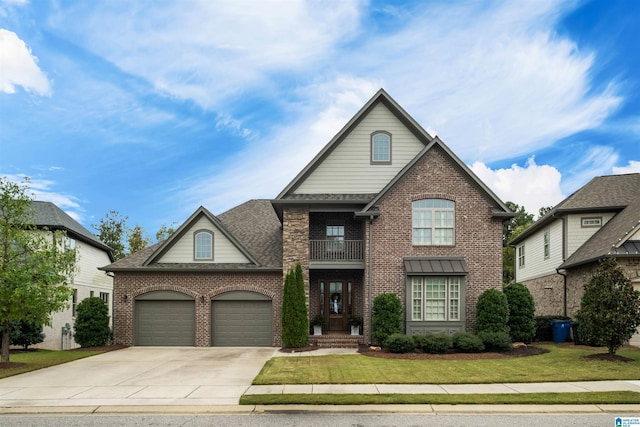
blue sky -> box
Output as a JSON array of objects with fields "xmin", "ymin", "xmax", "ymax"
[{"xmin": 1, "ymin": 0, "xmax": 639, "ymax": 241}]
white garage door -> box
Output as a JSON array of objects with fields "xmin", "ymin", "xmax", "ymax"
[
  {"xmin": 135, "ymin": 292, "xmax": 195, "ymax": 346},
  {"xmin": 212, "ymin": 292, "xmax": 272, "ymax": 346}
]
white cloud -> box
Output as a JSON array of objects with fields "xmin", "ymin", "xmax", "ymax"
[
  {"xmin": 613, "ymin": 160, "xmax": 640, "ymax": 174},
  {"xmin": 0, "ymin": 29, "xmax": 51, "ymax": 95},
  {"xmin": 470, "ymin": 158, "xmax": 565, "ymax": 216},
  {"xmin": 0, "ymin": 173, "xmax": 83, "ymax": 222},
  {"xmin": 561, "ymin": 145, "xmax": 619, "ymax": 192},
  {"xmin": 49, "ymin": 0, "xmax": 362, "ymax": 109}
]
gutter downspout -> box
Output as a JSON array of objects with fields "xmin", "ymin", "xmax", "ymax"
[
  {"xmin": 556, "ymin": 268, "xmax": 568, "ymax": 317},
  {"xmin": 368, "ymin": 215, "xmax": 374, "ymax": 346},
  {"xmin": 555, "ymin": 215, "xmax": 568, "ymax": 317}
]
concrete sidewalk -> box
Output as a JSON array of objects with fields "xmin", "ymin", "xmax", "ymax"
[{"xmin": 246, "ymin": 380, "xmax": 640, "ymax": 396}]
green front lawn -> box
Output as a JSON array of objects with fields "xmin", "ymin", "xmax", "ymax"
[
  {"xmin": 0, "ymin": 350, "xmax": 104, "ymax": 379},
  {"xmin": 253, "ymin": 344, "xmax": 640, "ymax": 385}
]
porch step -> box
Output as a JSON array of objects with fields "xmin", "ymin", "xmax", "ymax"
[{"xmin": 309, "ymin": 334, "xmax": 364, "ymax": 349}]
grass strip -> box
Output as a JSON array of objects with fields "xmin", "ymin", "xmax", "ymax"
[
  {"xmin": 240, "ymin": 391, "xmax": 640, "ymax": 406},
  {"xmin": 0, "ymin": 350, "xmax": 104, "ymax": 379},
  {"xmin": 254, "ymin": 344, "xmax": 640, "ymax": 385}
]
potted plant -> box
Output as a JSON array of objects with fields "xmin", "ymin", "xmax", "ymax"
[
  {"xmin": 311, "ymin": 314, "xmax": 326, "ymax": 336},
  {"xmin": 349, "ymin": 315, "xmax": 362, "ymax": 336}
]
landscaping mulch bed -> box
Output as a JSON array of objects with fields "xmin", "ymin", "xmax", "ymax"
[{"xmin": 358, "ymin": 344, "xmax": 549, "ymax": 360}]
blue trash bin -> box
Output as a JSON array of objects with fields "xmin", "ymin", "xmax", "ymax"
[{"xmin": 551, "ymin": 320, "xmax": 571, "ymax": 343}]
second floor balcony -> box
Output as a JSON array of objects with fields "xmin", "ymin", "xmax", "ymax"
[{"xmin": 309, "ymin": 240, "xmax": 364, "ymax": 269}]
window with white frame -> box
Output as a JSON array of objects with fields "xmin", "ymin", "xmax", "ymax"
[
  {"xmin": 581, "ymin": 217, "xmax": 602, "ymax": 228},
  {"xmin": 100, "ymin": 292, "xmax": 109, "ymax": 305},
  {"xmin": 326, "ymin": 222, "xmax": 345, "ymax": 252},
  {"xmin": 412, "ymin": 199, "xmax": 455, "ymax": 245},
  {"xmin": 371, "ymin": 131, "xmax": 391, "ymax": 164},
  {"xmin": 518, "ymin": 244, "xmax": 525, "ymax": 267},
  {"xmin": 194, "ymin": 230, "xmax": 213, "ymax": 260},
  {"xmin": 543, "ymin": 230, "xmax": 550, "ymax": 259},
  {"xmin": 411, "ymin": 276, "xmax": 461, "ymax": 321}
]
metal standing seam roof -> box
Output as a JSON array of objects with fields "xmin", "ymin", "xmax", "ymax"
[{"xmin": 404, "ymin": 257, "xmax": 469, "ymax": 275}]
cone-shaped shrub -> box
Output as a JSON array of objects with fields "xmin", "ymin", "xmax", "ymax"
[
  {"xmin": 504, "ymin": 282, "xmax": 536, "ymax": 343},
  {"xmin": 74, "ymin": 297, "xmax": 110, "ymax": 347},
  {"xmin": 281, "ymin": 263, "xmax": 309, "ymax": 348},
  {"xmin": 372, "ymin": 293, "xmax": 402, "ymax": 345},
  {"xmin": 475, "ymin": 288, "xmax": 509, "ymax": 334}
]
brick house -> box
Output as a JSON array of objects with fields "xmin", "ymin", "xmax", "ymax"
[
  {"xmin": 103, "ymin": 89, "xmax": 513, "ymax": 347},
  {"xmin": 509, "ymin": 173, "xmax": 640, "ymax": 345}
]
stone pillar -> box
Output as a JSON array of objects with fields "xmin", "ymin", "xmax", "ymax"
[{"xmin": 282, "ymin": 207, "xmax": 310, "ymax": 305}]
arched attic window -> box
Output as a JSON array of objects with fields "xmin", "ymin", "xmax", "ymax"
[
  {"xmin": 371, "ymin": 131, "xmax": 391, "ymax": 164},
  {"xmin": 194, "ymin": 230, "xmax": 213, "ymax": 260}
]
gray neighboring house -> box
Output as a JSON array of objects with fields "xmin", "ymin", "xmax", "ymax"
[
  {"xmin": 510, "ymin": 173, "xmax": 640, "ymax": 345},
  {"xmin": 30, "ymin": 201, "xmax": 114, "ymax": 349}
]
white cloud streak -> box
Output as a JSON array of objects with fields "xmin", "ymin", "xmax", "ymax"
[
  {"xmin": 0, "ymin": 29, "xmax": 51, "ymax": 95},
  {"xmin": 613, "ymin": 160, "xmax": 640, "ymax": 174}
]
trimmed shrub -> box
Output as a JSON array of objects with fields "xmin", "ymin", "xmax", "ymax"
[
  {"xmin": 478, "ymin": 330, "xmax": 512, "ymax": 352},
  {"xmin": 452, "ymin": 332, "xmax": 485, "ymax": 353},
  {"xmin": 281, "ymin": 263, "xmax": 309, "ymax": 348},
  {"xmin": 504, "ymin": 282, "xmax": 536, "ymax": 343},
  {"xmin": 475, "ymin": 288, "xmax": 509, "ymax": 334},
  {"xmin": 576, "ymin": 258, "xmax": 640, "ymax": 354},
  {"xmin": 534, "ymin": 315, "xmax": 571, "ymax": 342},
  {"xmin": 0, "ymin": 321, "xmax": 45, "ymax": 350},
  {"xmin": 74, "ymin": 297, "xmax": 111, "ymax": 348},
  {"xmin": 371, "ymin": 293, "xmax": 403, "ymax": 345},
  {"xmin": 413, "ymin": 333, "xmax": 451, "ymax": 354},
  {"xmin": 385, "ymin": 334, "xmax": 415, "ymax": 354}
]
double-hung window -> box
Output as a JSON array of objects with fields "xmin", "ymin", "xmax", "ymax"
[
  {"xmin": 518, "ymin": 244, "xmax": 525, "ymax": 267},
  {"xmin": 412, "ymin": 199, "xmax": 455, "ymax": 245},
  {"xmin": 194, "ymin": 230, "xmax": 213, "ymax": 260},
  {"xmin": 326, "ymin": 223, "xmax": 345, "ymax": 252},
  {"xmin": 411, "ymin": 276, "xmax": 460, "ymax": 321},
  {"xmin": 543, "ymin": 230, "xmax": 550, "ymax": 259}
]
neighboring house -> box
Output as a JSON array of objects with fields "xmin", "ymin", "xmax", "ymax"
[
  {"xmin": 102, "ymin": 89, "xmax": 513, "ymax": 347},
  {"xmin": 30, "ymin": 201, "xmax": 114, "ymax": 350},
  {"xmin": 509, "ymin": 173, "xmax": 640, "ymax": 345}
]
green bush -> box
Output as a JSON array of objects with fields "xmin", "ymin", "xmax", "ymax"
[
  {"xmin": 0, "ymin": 321, "xmax": 45, "ymax": 350},
  {"xmin": 504, "ymin": 282, "xmax": 536, "ymax": 343},
  {"xmin": 413, "ymin": 333, "xmax": 451, "ymax": 354},
  {"xmin": 478, "ymin": 330, "xmax": 512, "ymax": 351},
  {"xmin": 385, "ymin": 334, "xmax": 415, "ymax": 353},
  {"xmin": 452, "ymin": 332, "xmax": 485, "ymax": 353},
  {"xmin": 576, "ymin": 258, "xmax": 640, "ymax": 354},
  {"xmin": 534, "ymin": 315, "xmax": 571, "ymax": 342},
  {"xmin": 475, "ymin": 288, "xmax": 509, "ymax": 334},
  {"xmin": 74, "ymin": 297, "xmax": 111, "ymax": 348},
  {"xmin": 371, "ymin": 293, "xmax": 403, "ymax": 345},
  {"xmin": 281, "ymin": 263, "xmax": 309, "ymax": 348}
]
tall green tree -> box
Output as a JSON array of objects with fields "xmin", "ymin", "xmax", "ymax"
[
  {"xmin": 0, "ymin": 178, "xmax": 77, "ymax": 363},
  {"xmin": 281, "ymin": 263, "xmax": 308, "ymax": 348},
  {"xmin": 576, "ymin": 258, "xmax": 640, "ymax": 355},
  {"xmin": 127, "ymin": 224, "xmax": 151, "ymax": 254},
  {"xmin": 503, "ymin": 202, "xmax": 534, "ymax": 284},
  {"xmin": 93, "ymin": 210, "xmax": 128, "ymax": 260},
  {"xmin": 155, "ymin": 223, "xmax": 177, "ymax": 242}
]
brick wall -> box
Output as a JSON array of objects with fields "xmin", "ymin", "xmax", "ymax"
[
  {"xmin": 363, "ymin": 145, "xmax": 504, "ymax": 335},
  {"xmin": 112, "ymin": 271, "xmax": 282, "ymax": 346}
]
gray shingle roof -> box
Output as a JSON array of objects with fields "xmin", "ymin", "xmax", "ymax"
[
  {"xmin": 511, "ymin": 173, "xmax": 640, "ymax": 269},
  {"xmin": 102, "ymin": 200, "xmax": 282, "ymax": 272},
  {"xmin": 32, "ymin": 201, "xmax": 113, "ymax": 258}
]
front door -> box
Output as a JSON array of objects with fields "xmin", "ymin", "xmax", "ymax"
[{"xmin": 326, "ymin": 281, "xmax": 345, "ymax": 332}]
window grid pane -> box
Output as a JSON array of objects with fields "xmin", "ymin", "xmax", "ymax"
[
  {"xmin": 412, "ymin": 199, "xmax": 454, "ymax": 246},
  {"xmin": 372, "ymin": 134, "xmax": 390, "ymax": 162},
  {"xmin": 195, "ymin": 232, "xmax": 212, "ymax": 259}
]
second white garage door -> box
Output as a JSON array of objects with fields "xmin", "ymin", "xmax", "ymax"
[{"xmin": 211, "ymin": 292, "xmax": 272, "ymax": 346}]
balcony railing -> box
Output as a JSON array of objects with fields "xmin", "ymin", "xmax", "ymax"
[{"xmin": 309, "ymin": 240, "xmax": 364, "ymax": 262}]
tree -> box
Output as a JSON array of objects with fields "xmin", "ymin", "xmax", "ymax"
[
  {"xmin": 156, "ymin": 223, "xmax": 177, "ymax": 242},
  {"xmin": 0, "ymin": 177, "xmax": 77, "ymax": 363},
  {"xmin": 371, "ymin": 293, "xmax": 403, "ymax": 345},
  {"xmin": 281, "ymin": 263, "xmax": 308, "ymax": 348},
  {"xmin": 475, "ymin": 288, "xmax": 509, "ymax": 334},
  {"xmin": 503, "ymin": 202, "xmax": 534, "ymax": 284},
  {"xmin": 538, "ymin": 206, "xmax": 553, "ymax": 219},
  {"xmin": 10, "ymin": 320, "xmax": 45, "ymax": 349},
  {"xmin": 74, "ymin": 297, "xmax": 111, "ymax": 347},
  {"xmin": 575, "ymin": 258, "xmax": 640, "ymax": 355},
  {"xmin": 127, "ymin": 224, "xmax": 151, "ymax": 254},
  {"xmin": 504, "ymin": 282, "xmax": 536, "ymax": 343},
  {"xmin": 93, "ymin": 211, "xmax": 128, "ymax": 260}
]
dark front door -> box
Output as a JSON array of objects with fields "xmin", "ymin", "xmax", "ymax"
[{"xmin": 326, "ymin": 281, "xmax": 345, "ymax": 332}]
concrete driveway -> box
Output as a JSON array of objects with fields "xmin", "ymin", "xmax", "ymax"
[{"xmin": 0, "ymin": 347, "xmax": 277, "ymax": 407}]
